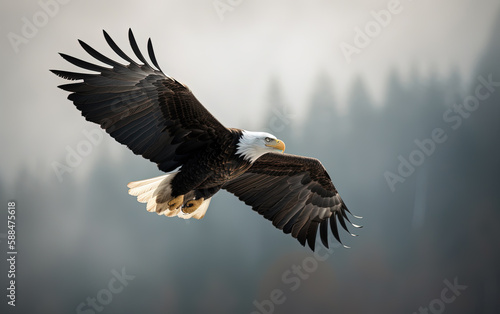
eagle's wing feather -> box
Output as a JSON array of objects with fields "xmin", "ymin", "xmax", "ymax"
[
  {"xmin": 51, "ymin": 29, "xmax": 228, "ymax": 172},
  {"xmin": 223, "ymin": 153, "xmax": 361, "ymax": 250}
]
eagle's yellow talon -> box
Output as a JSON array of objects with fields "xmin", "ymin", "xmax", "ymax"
[
  {"xmin": 182, "ymin": 198, "xmax": 204, "ymax": 214},
  {"xmin": 167, "ymin": 195, "xmax": 184, "ymax": 211}
]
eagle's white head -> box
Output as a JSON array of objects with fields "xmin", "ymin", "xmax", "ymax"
[{"xmin": 236, "ymin": 130, "xmax": 286, "ymax": 163}]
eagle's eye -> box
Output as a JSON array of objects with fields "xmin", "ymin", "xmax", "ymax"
[{"xmin": 265, "ymin": 137, "xmax": 271, "ymax": 143}]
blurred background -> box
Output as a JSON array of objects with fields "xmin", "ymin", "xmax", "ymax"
[{"xmin": 1, "ymin": 0, "xmax": 499, "ymax": 313}]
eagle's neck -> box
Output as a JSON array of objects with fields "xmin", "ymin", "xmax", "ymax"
[{"xmin": 235, "ymin": 130, "xmax": 271, "ymax": 163}]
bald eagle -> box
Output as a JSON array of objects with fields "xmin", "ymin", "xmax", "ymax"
[{"xmin": 51, "ymin": 29, "xmax": 360, "ymax": 251}]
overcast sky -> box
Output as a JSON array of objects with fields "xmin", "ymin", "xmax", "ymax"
[{"xmin": 1, "ymin": 0, "xmax": 499, "ymax": 184}]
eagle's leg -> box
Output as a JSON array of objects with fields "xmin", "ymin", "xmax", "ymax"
[
  {"xmin": 182, "ymin": 198, "xmax": 205, "ymax": 214},
  {"xmin": 168, "ymin": 195, "xmax": 184, "ymax": 211}
]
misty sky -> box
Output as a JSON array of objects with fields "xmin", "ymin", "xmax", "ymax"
[{"xmin": 1, "ymin": 0, "xmax": 499, "ymax": 183}]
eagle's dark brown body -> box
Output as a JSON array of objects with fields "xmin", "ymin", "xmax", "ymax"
[{"xmin": 171, "ymin": 128, "xmax": 251, "ymax": 200}]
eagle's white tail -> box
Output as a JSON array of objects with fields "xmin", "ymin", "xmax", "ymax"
[{"xmin": 127, "ymin": 173, "xmax": 210, "ymax": 220}]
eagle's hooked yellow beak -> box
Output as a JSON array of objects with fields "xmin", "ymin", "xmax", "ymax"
[{"xmin": 266, "ymin": 139, "xmax": 286, "ymax": 153}]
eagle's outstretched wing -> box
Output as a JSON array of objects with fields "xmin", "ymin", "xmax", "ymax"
[
  {"xmin": 51, "ymin": 29, "xmax": 229, "ymax": 172},
  {"xmin": 223, "ymin": 153, "xmax": 361, "ymax": 250}
]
